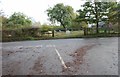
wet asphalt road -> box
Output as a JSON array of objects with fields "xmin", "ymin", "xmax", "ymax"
[{"xmin": 2, "ymin": 37, "xmax": 118, "ymax": 75}]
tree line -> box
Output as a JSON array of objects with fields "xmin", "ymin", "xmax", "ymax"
[
  {"xmin": 1, "ymin": 2, "xmax": 120, "ymax": 34},
  {"xmin": 47, "ymin": 2, "xmax": 119, "ymax": 34}
]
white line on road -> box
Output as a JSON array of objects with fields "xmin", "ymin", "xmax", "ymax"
[{"xmin": 55, "ymin": 48, "xmax": 67, "ymax": 69}]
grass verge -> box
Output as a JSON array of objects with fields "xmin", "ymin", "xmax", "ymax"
[{"xmin": 2, "ymin": 33, "xmax": 119, "ymax": 42}]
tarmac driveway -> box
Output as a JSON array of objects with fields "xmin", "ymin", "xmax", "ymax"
[{"xmin": 2, "ymin": 37, "xmax": 118, "ymax": 75}]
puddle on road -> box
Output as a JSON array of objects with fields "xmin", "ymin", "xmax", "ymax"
[{"xmin": 62, "ymin": 44, "xmax": 96, "ymax": 75}]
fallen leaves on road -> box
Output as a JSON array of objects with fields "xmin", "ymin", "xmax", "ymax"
[
  {"xmin": 62, "ymin": 44, "xmax": 96, "ymax": 75},
  {"xmin": 2, "ymin": 51, "xmax": 14, "ymax": 56},
  {"xmin": 2, "ymin": 61, "xmax": 21, "ymax": 75},
  {"xmin": 29, "ymin": 56, "xmax": 46, "ymax": 75}
]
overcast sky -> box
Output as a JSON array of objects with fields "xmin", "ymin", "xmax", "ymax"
[
  {"xmin": 1, "ymin": 0, "xmax": 86, "ymax": 24},
  {"xmin": 1, "ymin": 0, "xmax": 120, "ymax": 24}
]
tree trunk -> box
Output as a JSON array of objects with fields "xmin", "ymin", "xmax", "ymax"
[
  {"xmin": 95, "ymin": 2, "xmax": 99, "ymax": 34},
  {"xmin": 104, "ymin": 28, "xmax": 107, "ymax": 34},
  {"xmin": 119, "ymin": 22, "xmax": 120, "ymax": 36},
  {"xmin": 62, "ymin": 25, "xmax": 67, "ymax": 32},
  {"xmin": 118, "ymin": 22, "xmax": 120, "ymax": 34},
  {"xmin": 84, "ymin": 28, "xmax": 87, "ymax": 36},
  {"xmin": 60, "ymin": 21, "xmax": 67, "ymax": 32},
  {"xmin": 52, "ymin": 30, "xmax": 54, "ymax": 37},
  {"xmin": 96, "ymin": 22, "xmax": 99, "ymax": 34}
]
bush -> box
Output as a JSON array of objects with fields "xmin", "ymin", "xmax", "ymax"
[
  {"xmin": 2, "ymin": 27, "xmax": 40, "ymax": 40},
  {"xmin": 40, "ymin": 25, "xmax": 53, "ymax": 34}
]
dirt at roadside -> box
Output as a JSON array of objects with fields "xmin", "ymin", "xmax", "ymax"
[
  {"xmin": 62, "ymin": 44, "xmax": 96, "ymax": 75},
  {"xmin": 29, "ymin": 56, "xmax": 46, "ymax": 75}
]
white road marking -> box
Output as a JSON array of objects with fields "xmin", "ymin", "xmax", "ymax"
[
  {"xmin": 55, "ymin": 48, "xmax": 67, "ymax": 69},
  {"xmin": 35, "ymin": 45, "xmax": 42, "ymax": 48},
  {"xmin": 27, "ymin": 46, "xmax": 33, "ymax": 48}
]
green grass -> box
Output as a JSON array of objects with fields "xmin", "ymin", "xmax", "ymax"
[{"xmin": 54, "ymin": 31, "xmax": 84, "ymax": 38}]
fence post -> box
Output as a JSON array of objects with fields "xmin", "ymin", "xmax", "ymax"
[
  {"xmin": 52, "ymin": 30, "xmax": 54, "ymax": 37},
  {"xmin": 84, "ymin": 28, "xmax": 86, "ymax": 36}
]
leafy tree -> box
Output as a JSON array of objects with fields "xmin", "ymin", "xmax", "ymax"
[
  {"xmin": 117, "ymin": 2, "xmax": 120, "ymax": 33},
  {"xmin": 8, "ymin": 12, "xmax": 32, "ymax": 27},
  {"xmin": 112, "ymin": 2, "xmax": 120, "ymax": 33},
  {"xmin": 70, "ymin": 20, "xmax": 81, "ymax": 30},
  {"xmin": 70, "ymin": 21, "xmax": 88, "ymax": 30},
  {"xmin": 112, "ymin": 2, "xmax": 120, "ymax": 23},
  {"xmin": 77, "ymin": 2, "xmax": 113, "ymax": 34},
  {"xmin": 80, "ymin": 21, "xmax": 88, "ymax": 28},
  {"xmin": 0, "ymin": 10, "xmax": 7, "ymax": 27},
  {"xmin": 46, "ymin": 3, "xmax": 75, "ymax": 31},
  {"xmin": 100, "ymin": 2, "xmax": 119, "ymax": 33},
  {"xmin": 1, "ymin": 16, "xmax": 8, "ymax": 27}
]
